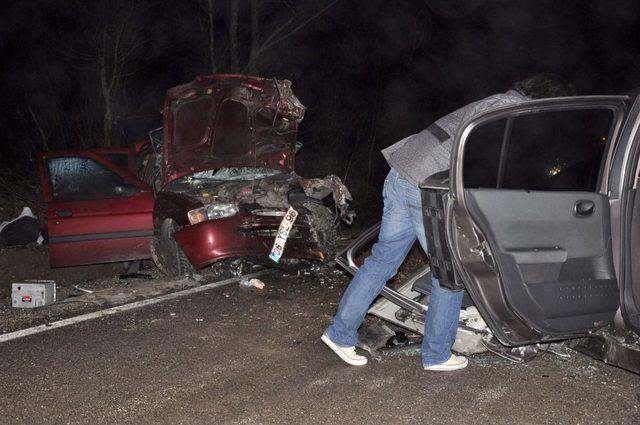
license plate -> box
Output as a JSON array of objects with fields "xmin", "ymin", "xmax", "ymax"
[{"xmin": 269, "ymin": 207, "xmax": 298, "ymax": 263}]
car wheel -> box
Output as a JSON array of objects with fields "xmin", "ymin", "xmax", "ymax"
[
  {"xmin": 303, "ymin": 201, "xmax": 337, "ymax": 263},
  {"xmin": 150, "ymin": 218, "xmax": 194, "ymax": 277}
]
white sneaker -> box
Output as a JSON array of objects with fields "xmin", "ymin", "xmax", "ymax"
[
  {"xmin": 423, "ymin": 354, "xmax": 468, "ymax": 371},
  {"xmin": 321, "ymin": 334, "xmax": 368, "ymax": 366}
]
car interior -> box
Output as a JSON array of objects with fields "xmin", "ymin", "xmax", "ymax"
[{"xmin": 460, "ymin": 106, "xmax": 621, "ymax": 336}]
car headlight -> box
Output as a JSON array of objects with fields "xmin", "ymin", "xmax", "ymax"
[{"xmin": 187, "ymin": 202, "xmax": 238, "ymax": 225}]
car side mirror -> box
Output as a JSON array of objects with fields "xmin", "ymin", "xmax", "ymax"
[
  {"xmin": 114, "ymin": 183, "xmax": 142, "ymax": 196},
  {"xmin": 295, "ymin": 141, "xmax": 303, "ymax": 153}
]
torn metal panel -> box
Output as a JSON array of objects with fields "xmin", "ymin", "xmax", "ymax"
[
  {"xmin": 166, "ymin": 170, "xmax": 355, "ymax": 224},
  {"xmin": 367, "ymin": 265, "xmax": 489, "ymax": 355},
  {"xmin": 300, "ymin": 174, "xmax": 355, "ymax": 224},
  {"xmin": 482, "ymin": 337, "xmax": 543, "ymax": 363},
  {"xmin": 568, "ymin": 328, "xmax": 640, "ymax": 375},
  {"xmin": 167, "ymin": 171, "xmax": 297, "ymax": 209}
]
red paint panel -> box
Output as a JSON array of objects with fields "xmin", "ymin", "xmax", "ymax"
[
  {"xmin": 46, "ymin": 191, "xmax": 154, "ymax": 267},
  {"xmin": 173, "ymin": 213, "xmax": 323, "ymax": 269},
  {"xmin": 45, "ymin": 193, "xmax": 155, "ymax": 238},
  {"xmin": 49, "ymin": 236, "xmax": 152, "ymax": 267}
]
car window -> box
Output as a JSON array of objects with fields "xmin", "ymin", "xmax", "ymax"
[
  {"xmin": 463, "ymin": 108, "xmax": 614, "ymax": 192},
  {"xmin": 462, "ymin": 119, "xmax": 506, "ymax": 189},
  {"xmin": 99, "ymin": 152, "xmax": 130, "ymax": 172},
  {"xmin": 47, "ymin": 157, "xmax": 125, "ymax": 201}
]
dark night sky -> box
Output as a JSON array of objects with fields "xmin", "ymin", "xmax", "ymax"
[{"xmin": 2, "ymin": 0, "xmax": 640, "ymax": 218}]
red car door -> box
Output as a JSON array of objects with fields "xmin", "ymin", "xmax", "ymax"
[{"xmin": 39, "ymin": 150, "xmax": 155, "ymax": 267}]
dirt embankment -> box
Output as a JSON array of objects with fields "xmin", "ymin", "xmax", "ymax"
[{"xmin": 0, "ymin": 245, "xmax": 121, "ymax": 299}]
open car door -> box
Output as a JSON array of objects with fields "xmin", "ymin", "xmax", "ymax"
[
  {"xmin": 448, "ymin": 96, "xmax": 628, "ymax": 346},
  {"xmin": 39, "ymin": 150, "xmax": 154, "ymax": 267}
]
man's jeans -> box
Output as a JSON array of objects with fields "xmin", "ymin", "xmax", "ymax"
[{"xmin": 324, "ymin": 168, "xmax": 464, "ymax": 366}]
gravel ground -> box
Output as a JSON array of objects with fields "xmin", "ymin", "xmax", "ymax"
[
  {"xmin": 0, "ymin": 267, "xmax": 638, "ymax": 425},
  {"xmin": 0, "ymin": 245, "xmax": 122, "ymax": 299}
]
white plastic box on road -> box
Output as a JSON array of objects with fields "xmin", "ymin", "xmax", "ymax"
[{"xmin": 12, "ymin": 280, "xmax": 56, "ymax": 308}]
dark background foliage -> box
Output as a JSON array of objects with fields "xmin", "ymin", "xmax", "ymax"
[{"xmin": 2, "ymin": 0, "xmax": 640, "ymax": 223}]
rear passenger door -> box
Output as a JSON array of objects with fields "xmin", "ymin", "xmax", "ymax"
[
  {"xmin": 448, "ymin": 96, "xmax": 628, "ymax": 345},
  {"xmin": 39, "ymin": 151, "xmax": 154, "ymax": 267}
]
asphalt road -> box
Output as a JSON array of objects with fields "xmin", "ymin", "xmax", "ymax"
[{"xmin": 0, "ymin": 269, "xmax": 639, "ymax": 425}]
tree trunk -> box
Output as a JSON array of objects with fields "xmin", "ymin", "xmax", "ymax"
[
  {"xmin": 249, "ymin": 0, "xmax": 259, "ymax": 74},
  {"xmin": 27, "ymin": 106, "xmax": 49, "ymax": 151},
  {"xmin": 103, "ymin": 94, "xmax": 113, "ymax": 147},
  {"xmin": 99, "ymin": 29, "xmax": 116, "ymax": 148},
  {"xmin": 229, "ymin": 0, "xmax": 239, "ymax": 72},
  {"xmin": 207, "ymin": 0, "xmax": 216, "ymax": 73}
]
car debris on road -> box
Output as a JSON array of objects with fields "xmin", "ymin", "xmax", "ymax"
[
  {"xmin": 239, "ymin": 277, "xmax": 266, "ymax": 291},
  {"xmin": 11, "ymin": 280, "xmax": 56, "ymax": 308}
]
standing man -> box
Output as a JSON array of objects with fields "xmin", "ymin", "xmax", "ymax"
[{"xmin": 321, "ymin": 74, "xmax": 576, "ymax": 371}]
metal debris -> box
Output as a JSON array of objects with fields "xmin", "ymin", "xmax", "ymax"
[
  {"xmin": 300, "ymin": 175, "xmax": 356, "ymax": 224},
  {"xmin": 73, "ymin": 285, "xmax": 94, "ymax": 294},
  {"xmin": 239, "ymin": 277, "xmax": 266, "ymax": 291}
]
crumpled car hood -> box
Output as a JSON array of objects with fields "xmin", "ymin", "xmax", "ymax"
[
  {"xmin": 162, "ymin": 75, "xmax": 306, "ymax": 186},
  {"xmin": 166, "ymin": 171, "xmax": 355, "ymax": 224}
]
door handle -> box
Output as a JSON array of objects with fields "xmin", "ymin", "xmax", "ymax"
[
  {"xmin": 56, "ymin": 210, "xmax": 73, "ymax": 218},
  {"xmin": 574, "ymin": 200, "xmax": 595, "ymax": 217}
]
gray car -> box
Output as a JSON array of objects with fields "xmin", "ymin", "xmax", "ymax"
[{"xmin": 338, "ymin": 94, "xmax": 640, "ymax": 373}]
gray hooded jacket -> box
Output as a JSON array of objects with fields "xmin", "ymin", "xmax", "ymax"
[{"xmin": 382, "ymin": 89, "xmax": 529, "ymax": 187}]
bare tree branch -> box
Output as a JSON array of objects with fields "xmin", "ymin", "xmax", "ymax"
[
  {"xmin": 88, "ymin": 6, "xmax": 146, "ymax": 147},
  {"xmin": 243, "ymin": 12, "xmax": 294, "ymax": 72},
  {"xmin": 245, "ymin": 0, "xmax": 340, "ymax": 71},
  {"xmin": 26, "ymin": 106, "xmax": 49, "ymax": 150},
  {"xmin": 261, "ymin": 0, "xmax": 339, "ymax": 51}
]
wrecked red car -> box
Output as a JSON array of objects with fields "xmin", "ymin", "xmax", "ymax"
[{"xmin": 39, "ymin": 75, "xmax": 353, "ymax": 275}]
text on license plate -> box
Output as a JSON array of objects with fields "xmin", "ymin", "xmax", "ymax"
[{"xmin": 269, "ymin": 207, "xmax": 299, "ymax": 263}]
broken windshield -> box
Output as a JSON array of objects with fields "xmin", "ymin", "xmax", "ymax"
[{"xmin": 191, "ymin": 167, "xmax": 281, "ymax": 181}]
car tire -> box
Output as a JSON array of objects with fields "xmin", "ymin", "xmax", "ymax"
[
  {"xmin": 303, "ymin": 201, "xmax": 337, "ymax": 263},
  {"xmin": 150, "ymin": 218, "xmax": 194, "ymax": 277}
]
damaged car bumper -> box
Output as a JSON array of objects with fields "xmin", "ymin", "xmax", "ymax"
[{"xmin": 173, "ymin": 210, "xmax": 327, "ymax": 269}]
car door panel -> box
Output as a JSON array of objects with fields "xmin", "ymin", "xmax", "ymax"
[
  {"xmin": 465, "ymin": 189, "xmax": 618, "ymax": 334},
  {"xmin": 449, "ymin": 96, "xmax": 628, "ymax": 345},
  {"xmin": 39, "ymin": 151, "xmax": 154, "ymax": 267},
  {"xmin": 624, "ymin": 188, "xmax": 640, "ymax": 329},
  {"xmin": 45, "ymin": 192, "xmax": 155, "ymax": 267}
]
